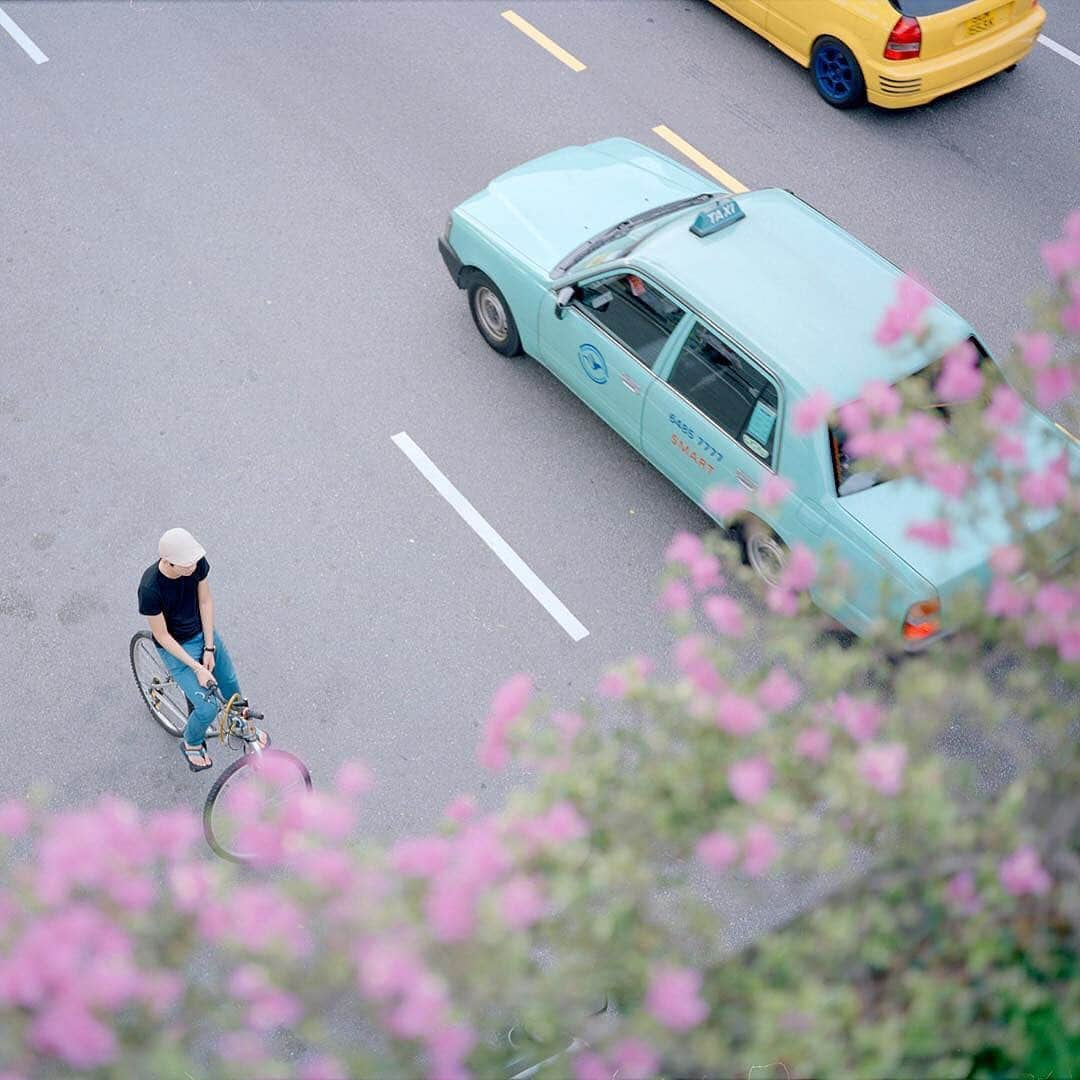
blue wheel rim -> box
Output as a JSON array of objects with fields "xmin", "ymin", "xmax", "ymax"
[{"xmin": 814, "ymin": 44, "xmax": 855, "ymax": 102}]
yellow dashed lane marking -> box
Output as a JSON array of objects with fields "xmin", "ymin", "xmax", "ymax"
[
  {"xmin": 501, "ymin": 10, "xmax": 586, "ymax": 72},
  {"xmin": 652, "ymin": 125, "xmax": 748, "ymax": 193}
]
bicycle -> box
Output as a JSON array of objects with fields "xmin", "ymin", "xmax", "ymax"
[{"xmin": 130, "ymin": 630, "xmax": 312, "ymax": 862}]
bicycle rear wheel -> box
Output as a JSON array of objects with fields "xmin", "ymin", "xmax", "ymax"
[
  {"xmin": 203, "ymin": 749, "xmax": 313, "ymax": 863},
  {"xmin": 130, "ymin": 631, "xmax": 190, "ymax": 737}
]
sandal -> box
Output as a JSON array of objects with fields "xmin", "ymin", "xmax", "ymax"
[{"xmin": 181, "ymin": 741, "xmax": 213, "ymax": 772}]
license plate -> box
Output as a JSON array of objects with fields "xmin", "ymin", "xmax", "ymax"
[{"xmin": 965, "ymin": 10, "xmax": 996, "ymax": 35}]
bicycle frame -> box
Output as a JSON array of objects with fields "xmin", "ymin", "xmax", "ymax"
[{"xmin": 204, "ymin": 682, "xmax": 265, "ymax": 753}]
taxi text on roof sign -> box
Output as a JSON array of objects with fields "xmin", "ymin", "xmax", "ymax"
[{"xmin": 690, "ymin": 197, "xmax": 745, "ymax": 237}]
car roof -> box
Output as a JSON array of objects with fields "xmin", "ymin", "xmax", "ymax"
[{"xmin": 626, "ymin": 188, "xmax": 972, "ymax": 403}]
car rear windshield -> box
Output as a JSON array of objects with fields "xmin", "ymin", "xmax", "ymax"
[
  {"xmin": 831, "ymin": 337, "xmax": 1003, "ymax": 497},
  {"xmin": 889, "ymin": 1, "xmax": 973, "ymax": 15}
]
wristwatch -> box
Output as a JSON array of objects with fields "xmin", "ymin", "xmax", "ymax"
[{"xmin": 204, "ymin": 645, "xmax": 216, "ymax": 653}]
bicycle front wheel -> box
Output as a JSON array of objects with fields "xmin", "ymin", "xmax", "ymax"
[{"xmin": 203, "ymin": 749, "xmax": 313, "ymax": 863}]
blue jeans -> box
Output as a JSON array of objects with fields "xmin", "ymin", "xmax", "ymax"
[{"xmin": 157, "ymin": 631, "xmax": 242, "ymax": 747}]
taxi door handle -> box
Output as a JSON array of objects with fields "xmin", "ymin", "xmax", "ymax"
[
  {"xmin": 620, "ymin": 374, "xmax": 640, "ymax": 394},
  {"xmin": 736, "ymin": 469, "xmax": 757, "ymax": 491}
]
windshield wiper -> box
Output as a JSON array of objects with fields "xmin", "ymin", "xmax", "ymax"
[{"xmin": 551, "ymin": 192, "xmax": 718, "ymax": 278}]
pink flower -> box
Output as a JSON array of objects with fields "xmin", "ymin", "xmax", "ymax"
[
  {"xmin": 945, "ymin": 870, "xmax": 982, "ymax": 916},
  {"xmin": 392, "ymin": 836, "xmax": 452, "ymax": 878},
  {"xmin": 936, "ymin": 341, "xmax": 983, "ymax": 402},
  {"xmin": 696, "ymin": 830, "xmax": 740, "ymax": 872},
  {"xmin": 742, "ymin": 823, "xmax": 779, "ymax": 877},
  {"xmin": 834, "ymin": 693, "xmax": 883, "ymax": 743},
  {"xmin": 28, "ymin": 999, "xmax": 116, "ymax": 1070},
  {"xmin": 999, "ymin": 845, "xmax": 1052, "ymax": 897},
  {"xmin": 905, "ymin": 518, "xmax": 952, "ymax": 550},
  {"xmin": 665, "ymin": 531, "xmax": 703, "ymax": 565},
  {"xmin": 1018, "ymin": 459, "xmax": 1069, "ymax": 508},
  {"xmin": 1034, "ymin": 583, "xmax": 1073, "ymax": 620},
  {"xmin": 757, "ymin": 666, "xmax": 801, "ymax": 713},
  {"xmin": 597, "ymin": 671, "xmax": 629, "ymax": 698},
  {"xmin": 923, "ymin": 460, "xmax": 971, "ymax": 499},
  {"xmin": 861, "ymin": 379, "xmax": 902, "ymax": 418},
  {"xmin": 490, "ymin": 674, "xmax": 532, "ymax": 722},
  {"xmin": 766, "ymin": 586, "xmax": 799, "ymax": 617},
  {"xmin": 169, "ymin": 863, "xmax": 214, "ymax": 913},
  {"xmin": 572, "ymin": 1051, "xmax": 611, "ymax": 1080},
  {"xmin": 990, "ymin": 545, "xmax": 1024, "ymax": 576},
  {"xmin": 425, "ymin": 877, "xmax": 477, "ymax": 943},
  {"xmin": 686, "ymin": 657, "xmax": 723, "ymax": 695},
  {"xmin": 1034, "ymin": 365, "xmax": 1074, "ymax": 409},
  {"xmin": 612, "ymin": 1038, "xmax": 660, "ymax": 1080},
  {"xmin": 874, "ymin": 276, "xmax": 932, "ymax": 344},
  {"xmin": 673, "ymin": 633, "xmax": 706, "ymax": 673},
  {"xmin": 660, "ymin": 579, "xmax": 692, "ymax": 613},
  {"xmin": 994, "ymin": 433, "xmax": 1027, "ymax": 466},
  {"xmin": 554, "ymin": 711, "xmax": 584, "ymax": 741},
  {"xmin": 1041, "ymin": 236, "xmax": 1080, "ymax": 280},
  {"xmin": 427, "ymin": 1023, "xmax": 476, "ymax": 1080},
  {"xmin": 541, "ymin": 801, "xmax": 589, "ymax": 844},
  {"xmin": 794, "ymin": 726, "xmax": 831, "ymax": 763},
  {"xmin": 445, "ymin": 795, "xmax": 477, "ymax": 825},
  {"xmin": 793, "ymin": 390, "xmax": 833, "ymax": 434},
  {"xmin": 300, "ymin": 1056, "xmax": 349, "ymax": 1080},
  {"xmin": 690, "ymin": 553, "xmax": 723, "ymax": 590},
  {"xmin": 758, "ymin": 473, "xmax": 793, "ymax": 508},
  {"xmin": 335, "ymin": 761, "xmax": 373, "ymax": 797},
  {"xmin": 986, "ymin": 578, "xmax": 1030, "ymax": 619},
  {"xmin": 355, "ymin": 937, "xmax": 424, "ymax": 1002},
  {"xmin": 1014, "ymin": 331, "xmax": 1054, "ymax": 370},
  {"xmin": 0, "ymin": 800, "xmax": 30, "ymax": 838},
  {"xmin": 728, "ymin": 756, "xmax": 773, "ymax": 805},
  {"xmin": 248, "ymin": 990, "xmax": 303, "ymax": 1032},
  {"xmin": 716, "ymin": 691, "xmax": 766, "ymax": 735},
  {"xmin": 780, "ymin": 544, "xmax": 818, "ymax": 592},
  {"xmin": 903, "ymin": 410, "xmax": 946, "ymax": 453},
  {"xmin": 856, "ymin": 742, "xmax": 908, "ymax": 796},
  {"xmin": 704, "ymin": 486, "xmax": 748, "ymax": 520},
  {"xmin": 703, "ymin": 594, "xmax": 746, "ymax": 637},
  {"xmin": 388, "ymin": 974, "xmax": 449, "ymax": 1039},
  {"xmin": 985, "ymin": 385, "xmax": 1025, "ymax": 427},
  {"xmin": 500, "ymin": 875, "xmax": 546, "ymax": 930},
  {"xmin": 645, "ymin": 966, "xmax": 709, "ymax": 1031},
  {"xmin": 838, "ymin": 398, "xmax": 871, "ymax": 434}
]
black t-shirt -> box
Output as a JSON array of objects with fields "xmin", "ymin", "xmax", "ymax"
[{"xmin": 138, "ymin": 558, "xmax": 210, "ymax": 643}]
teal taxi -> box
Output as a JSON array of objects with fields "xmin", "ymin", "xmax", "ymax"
[{"xmin": 438, "ymin": 138, "xmax": 1069, "ymax": 644}]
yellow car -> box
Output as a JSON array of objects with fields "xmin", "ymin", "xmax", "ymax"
[{"xmin": 709, "ymin": 0, "xmax": 1046, "ymax": 109}]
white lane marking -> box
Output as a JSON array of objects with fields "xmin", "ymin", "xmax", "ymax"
[
  {"xmin": 392, "ymin": 431, "xmax": 589, "ymax": 642},
  {"xmin": 1039, "ymin": 34, "xmax": 1080, "ymax": 67},
  {"xmin": 0, "ymin": 6, "xmax": 48, "ymax": 64}
]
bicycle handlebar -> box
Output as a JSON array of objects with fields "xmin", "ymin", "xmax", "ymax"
[{"xmin": 203, "ymin": 680, "xmax": 263, "ymax": 719}]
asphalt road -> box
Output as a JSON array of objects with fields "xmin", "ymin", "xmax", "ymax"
[{"xmin": 1, "ymin": 0, "xmax": 1078, "ymax": 848}]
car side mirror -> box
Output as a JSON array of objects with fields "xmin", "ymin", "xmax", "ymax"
[{"xmin": 554, "ymin": 286, "xmax": 575, "ymax": 319}]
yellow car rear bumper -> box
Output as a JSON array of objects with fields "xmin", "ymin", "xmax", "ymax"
[{"xmin": 864, "ymin": 6, "xmax": 1046, "ymax": 108}]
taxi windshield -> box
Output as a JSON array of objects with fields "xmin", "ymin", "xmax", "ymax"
[{"xmin": 831, "ymin": 338, "xmax": 1003, "ymax": 497}]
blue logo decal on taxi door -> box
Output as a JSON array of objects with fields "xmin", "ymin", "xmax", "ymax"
[{"xmin": 579, "ymin": 344, "xmax": 608, "ymax": 384}]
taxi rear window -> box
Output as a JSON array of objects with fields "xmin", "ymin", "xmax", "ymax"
[{"xmin": 889, "ymin": 1, "xmax": 972, "ymax": 14}]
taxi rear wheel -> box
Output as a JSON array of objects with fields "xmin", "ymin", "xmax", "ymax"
[
  {"xmin": 466, "ymin": 272, "xmax": 522, "ymax": 357},
  {"xmin": 741, "ymin": 518, "xmax": 788, "ymax": 589},
  {"xmin": 810, "ymin": 37, "xmax": 866, "ymax": 110}
]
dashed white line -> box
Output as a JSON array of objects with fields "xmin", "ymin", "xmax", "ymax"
[
  {"xmin": 0, "ymin": 6, "xmax": 48, "ymax": 64},
  {"xmin": 1039, "ymin": 33, "xmax": 1080, "ymax": 68},
  {"xmin": 392, "ymin": 432, "xmax": 589, "ymax": 642}
]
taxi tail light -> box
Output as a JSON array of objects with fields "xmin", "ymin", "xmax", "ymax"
[
  {"xmin": 902, "ymin": 599, "xmax": 940, "ymax": 642},
  {"xmin": 884, "ymin": 15, "xmax": 921, "ymax": 60}
]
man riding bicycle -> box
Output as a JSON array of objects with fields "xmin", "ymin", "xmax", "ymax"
[{"xmin": 137, "ymin": 527, "xmax": 266, "ymax": 771}]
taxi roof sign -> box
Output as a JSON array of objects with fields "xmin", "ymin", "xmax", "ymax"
[{"xmin": 690, "ymin": 197, "xmax": 745, "ymax": 237}]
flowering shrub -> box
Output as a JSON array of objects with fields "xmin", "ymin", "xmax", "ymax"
[{"xmin": 0, "ymin": 219, "xmax": 1077, "ymax": 1079}]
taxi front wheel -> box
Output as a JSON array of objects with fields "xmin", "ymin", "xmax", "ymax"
[
  {"xmin": 466, "ymin": 272, "xmax": 522, "ymax": 357},
  {"xmin": 740, "ymin": 517, "xmax": 788, "ymax": 589}
]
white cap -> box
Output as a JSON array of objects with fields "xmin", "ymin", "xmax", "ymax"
[{"xmin": 158, "ymin": 527, "xmax": 206, "ymax": 566}]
